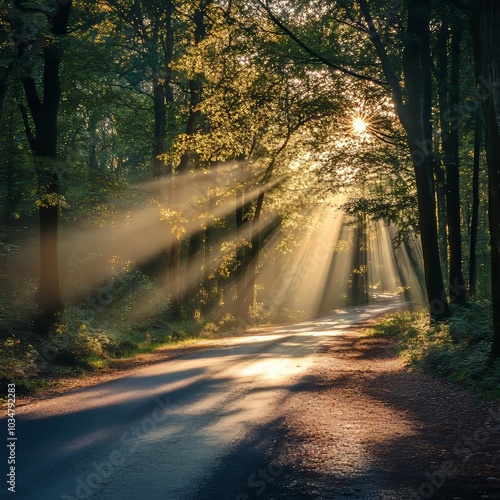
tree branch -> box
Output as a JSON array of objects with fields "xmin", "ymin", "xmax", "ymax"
[
  {"xmin": 356, "ymin": 0, "xmax": 407, "ymax": 125},
  {"xmin": 21, "ymin": 75, "xmax": 41, "ymax": 123},
  {"xmin": 254, "ymin": 0, "xmax": 387, "ymax": 87},
  {"xmin": 19, "ymin": 103, "xmax": 36, "ymax": 151},
  {"xmin": 51, "ymin": 0, "xmax": 72, "ymax": 36}
]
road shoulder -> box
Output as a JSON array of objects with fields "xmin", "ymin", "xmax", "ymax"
[{"xmin": 262, "ymin": 328, "xmax": 500, "ymax": 499}]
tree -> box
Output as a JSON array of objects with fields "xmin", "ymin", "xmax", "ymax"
[
  {"xmin": 13, "ymin": 0, "xmax": 73, "ymax": 331},
  {"xmin": 471, "ymin": 0, "xmax": 500, "ymax": 358},
  {"xmin": 357, "ymin": 0, "xmax": 450, "ymax": 319},
  {"xmin": 435, "ymin": 6, "xmax": 467, "ymax": 305},
  {"xmin": 178, "ymin": 0, "xmax": 212, "ymax": 301},
  {"xmin": 255, "ymin": 0, "xmax": 451, "ymax": 319},
  {"xmin": 468, "ymin": 114, "xmax": 481, "ymax": 296}
]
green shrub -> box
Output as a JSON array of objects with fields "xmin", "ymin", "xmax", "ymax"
[
  {"xmin": 366, "ymin": 302, "xmax": 499, "ymax": 399},
  {"xmin": 0, "ymin": 337, "xmax": 38, "ymax": 382},
  {"xmin": 47, "ymin": 320, "xmax": 118, "ymax": 367},
  {"xmin": 200, "ymin": 322, "xmax": 219, "ymax": 337}
]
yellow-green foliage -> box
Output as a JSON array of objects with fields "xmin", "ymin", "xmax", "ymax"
[
  {"xmin": 49, "ymin": 320, "xmax": 118, "ymax": 366},
  {"xmin": 0, "ymin": 337, "xmax": 38, "ymax": 381}
]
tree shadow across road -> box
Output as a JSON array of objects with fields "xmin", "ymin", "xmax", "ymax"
[{"xmin": 250, "ymin": 332, "xmax": 500, "ymax": 499}]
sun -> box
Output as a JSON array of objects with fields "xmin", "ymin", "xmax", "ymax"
[{"xmin": 353, "ymin": 117, "xmax": 367, "ymax": 134}]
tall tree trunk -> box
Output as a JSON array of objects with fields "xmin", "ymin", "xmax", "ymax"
[
  {"xmin": 246, "ymin": 160, "xmax": 276, "ymax": 313},
  {"xmin": 202, "ymin": 226, "xmax": 212, "ymax": 293},
  {"xmin": 358, "ymin": 0, "xmax": 450, "ymax": 320},
  {"xmin": 435, "ymin": 21, "xmax": 451, "ymax": 285},
  {"xmin": 469, "ymin": 114, "xmax": 482, "ymax": 296},
  {"xmin": 153, "ymin": 71, "xmax": 166, "ymax": 178},
  {"xmin": 403, "ymin": 0, "xmax": 450, "ymax": 319},
  {"xmin": 151, "ymin": 0, "xmax": 176, "ymax": 293},
  {"xmin": 20, "ymin": 2, "xmax": 72, "ymax": 331},
  {"xmin": 245, "ymin": 137, "xmax": 289, "ymax": 313},
  {"xmin": 434, "ymin": 153, "xmax": 448, "ymax": 277},
  {"xmin": 350, "ymin": 218, "xmax": 368, "ymax": 305},
  {"xmin": 179, "ymin": 76, "xmax": 203, "ymax": 298},
  {"xmin": 88, "ymin": 112, "xmax": 99, "ymax": 170},
  {"xmin": 437, "ymin": 19, "xmax": 466, "ymax": 305},
  {"xmin": 446, "ymin": 25, "xmax": 466, "ymax": 304},
  {"xmin": 177, "ymin": 2, "xmax": 208, "ymax": 174},
  {"xmin": 0, "ymin": 68, "xmax": 7, "ymax": 121},
  {"xmin": 178, "ymin": 2, "xmax": 211, "ymax": 301},
  {"xmin": 471, "ymin": 0, "xmax": 500, "ymax": 358},
  {"xmin": 235, "ymin": 184, "xmax": 250, "ymax": 322},
  {"xmin": 152, "ymin": 0, "xmax": 173, "ymax": 179}
]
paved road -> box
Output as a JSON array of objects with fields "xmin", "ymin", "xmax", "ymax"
[{"xmin": 4, "ymin": 301, "xmax": 405, "ymax": 500}]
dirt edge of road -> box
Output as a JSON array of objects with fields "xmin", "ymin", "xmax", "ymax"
[
  {"xmin": 10, "ymin": 337, "xmax": 234, "ymax": 407},
  {"xmin": 260, "ymin": 329, "xmax": 500, "ymax": 500}
]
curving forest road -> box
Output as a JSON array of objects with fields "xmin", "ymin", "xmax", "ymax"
[{"xmin": 4, "ymin": 302, "xmax": 406, "ymax": 500}]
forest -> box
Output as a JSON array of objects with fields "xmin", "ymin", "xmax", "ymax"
[{"xmin": 1, "ymin": 0, "xmax": 500, "ymax": 394}]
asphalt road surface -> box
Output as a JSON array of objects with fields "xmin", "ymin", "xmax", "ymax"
[{"xmin": 4, "ymin": 301, "xmax": 405, "ymax": 500}]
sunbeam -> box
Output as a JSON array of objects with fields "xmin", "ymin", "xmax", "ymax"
[
  {"xmin": 52, "ymin": 170, "xmax": 286, "ymax": 300},
  {"xmin": 256, "ymin": 197, "xmax": 425, "ymax": 320}
]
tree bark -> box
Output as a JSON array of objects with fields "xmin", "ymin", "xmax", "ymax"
[
  {"xmin": 235, "ymin": 183, "xmax": 251, "ymax": 322},
  {"xmin": 471, "ymin": 0, "xmax": 500, "ymax": 358},
  {"xmin": 436, "ymin": 19, "xmax": 467, "ymax": 305},
  {"xmin": 178, "ymin": 1, "xmax": 210, "ymax": 174},
  {"xmin": 245, "ymin": 133, "xmax": 289, "ymax": 313},
  {"xmin": 0, "ymin": 68, "xmax": 7, "ymax": 120},
  {"xmin": 468, "ymin": 114, "xmax": 481, "ymax": 296},
  {"xmin": 434, "ymin": 155, "xmax": 448, "ymax": 278},
  {"xmin": 246, "ymin": 159, "xmax": 276, "ymax": 313},
  {"xmin": 446, "ymin": 25, "xmax": 467, "ymax": 304},
  {"xmin": 350, "ymin": 218, "xmax": 368, "ymax": 305},
  {"xmin": 152, "ymin": 70, "xmax": 167, "ymax": 178}
]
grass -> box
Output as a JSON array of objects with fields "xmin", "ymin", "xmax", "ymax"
[
  {"xmin": 0, "ymin": 305, "xmax": 241, "ymax": 397},
  {"xmin": 365, "ymin": 301, "xmax": 500, "ymax": 400}
]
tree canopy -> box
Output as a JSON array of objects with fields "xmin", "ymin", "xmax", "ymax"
[{"xmin": 1, "ymin": 0, "xmax": 499, "ymax": 385}]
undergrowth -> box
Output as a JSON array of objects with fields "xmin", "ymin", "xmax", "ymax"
[
  {"xmin": 367, "ymin": 301, "xmax": 500, "ymax": 399},
  {"xmin": 0, "ymin": 285, "xmax": 239, "ymax": 396}
]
